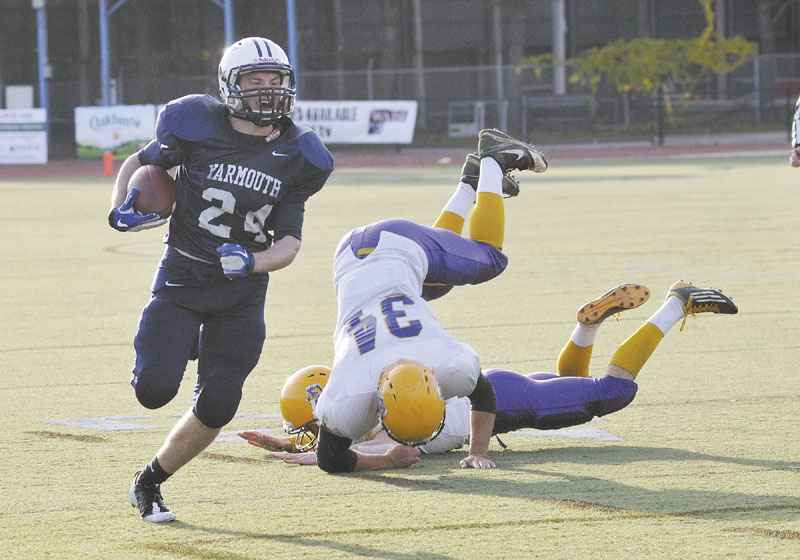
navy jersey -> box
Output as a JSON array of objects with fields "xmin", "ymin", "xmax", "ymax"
[{"xmin": 138, "ymin": 94, "xmax": 333, "ymax": 275}]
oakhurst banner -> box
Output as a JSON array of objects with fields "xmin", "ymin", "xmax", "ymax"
[
  {"xmin": 0, "ymin": 109, "xmax": 47, "ymax": 164},
  {"xmin": 74, "ymin": 105, "xmax": 156, "ymax": 159}
]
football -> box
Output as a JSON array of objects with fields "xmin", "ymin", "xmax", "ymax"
[{"xmin": 130, "ymin": 165, "xmax": 178, "ymax": 218}]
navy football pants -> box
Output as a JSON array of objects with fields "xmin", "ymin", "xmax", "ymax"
[{"xmin": 130, "ymin": 275, "xmax": 268, "ymax": 428}]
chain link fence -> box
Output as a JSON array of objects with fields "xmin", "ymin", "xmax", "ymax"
[{"xmin": 46, "ymin": 52, "xmax": 800, "ymax": 156}]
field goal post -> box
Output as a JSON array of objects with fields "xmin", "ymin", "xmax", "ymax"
[{"xmin": 448, "ymin": 100, "xmax": 508, "ymax": 137}]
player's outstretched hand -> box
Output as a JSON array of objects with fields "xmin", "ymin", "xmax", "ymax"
[
  {"xmin": 108, "ymin": 187, "xmax": 167, "ymax": 232},
  {"xmin": 237, "ymin": 431, "xmax": 293, "ymax": 452},
  {"xmin": 386, "ymin": 443, "xmax": 421, "ymax": 468},
  {"xmin": 790, "ymin": 148, "xmax": 800, "ymax": 167},
  {"xmin": 460, "ymin": 454, "xmax": 496, "ymax": 469},
  {"xmin": 217, "ymin": 243, "xmax": 255, "ymax": 277},
  {"xmin": 273, "ymin": 451, "xmax": 319, "ymax": 465}
]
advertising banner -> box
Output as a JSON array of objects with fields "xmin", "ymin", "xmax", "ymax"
[
  {"xmin": 292, "ymin": 100, "xmax": 418, "ymax": 144},
  {"xmin": 74, "ymin": 104, "xmax": 156, "ymax": 159},
  {"xmin": 0, "ymin": 109, "xmax": 47, "ymax": 164}
]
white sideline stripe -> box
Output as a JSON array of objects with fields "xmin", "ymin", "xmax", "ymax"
[
  {"xmin": 509, "ymin": 418, "xmax": 624, "ymax": 442},
  {"xmin": 42, "ymin": 414, "xmax": 623, "ymax": 444},
  {"xmin": 512, "ymin": 426, "xmax": 624, "ymax": 442},
  {"xmin": 43, "ymin": 416, "xmax": 159, "ymax": 431},
  {"xmin": 43, "ymin": 413, "xmax": 282, "ymax": 432}
]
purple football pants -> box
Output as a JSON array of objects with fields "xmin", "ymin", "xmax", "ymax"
[{"xmin": 487, "ymin": 368, "xmax": 638, "ymax": 435}]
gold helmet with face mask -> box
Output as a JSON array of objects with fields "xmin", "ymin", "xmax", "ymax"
[
  {"xmin": 280, "ymin": 365, "xmax": 330, "ymax": 452},
  {"xmin": 377, "ymin": 360, "xmax": 446, "ymax": 445}
]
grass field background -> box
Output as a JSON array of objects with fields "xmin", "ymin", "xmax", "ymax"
[{"xmin": 1, "ymin": 153, "xmax": 799, "ymax": 559}]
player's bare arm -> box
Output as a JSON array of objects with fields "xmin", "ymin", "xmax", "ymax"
[
  {"xmin": 238, "ymin": 431, "xmax": 294, "ymax": 452},
  {"xmin": 460, "ymin": 410, "xmax": 496, "ymax": 469},
  {"xmin": 109, "ymin": 154, "xmax": 144, "ymax": 210},
  {"xmin": 353, "ymin": 443, "xmax": 421, "ymax": 471},
  {"xmin": 252, "ymin": 235, "xmax": 301, "ymax": 273}
]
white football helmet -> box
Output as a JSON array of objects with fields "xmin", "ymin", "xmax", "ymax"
[{"xmin": 218, "ymin": 37, "xmax": 296, "ymax": 127}]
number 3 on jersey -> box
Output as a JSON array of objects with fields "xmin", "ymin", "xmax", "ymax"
[{"xmin": 345, "ymin": 295, "xmax": 422, "ymax": 355}]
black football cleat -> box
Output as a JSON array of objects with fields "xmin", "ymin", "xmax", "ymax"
[
  {"xmin": 129, "ymin": 471, "xmax": 176, "ymax": 523},
  {"xmin": 460, "ymin": 153, "xmax": 520, "ymax": 197},
  {"xmin": 478, "ymin": 129, "xmax": 548, "ymax": 173},
  {"xmin": 666, "ymin": 281, "xmax": 738, "ymax": 331}
]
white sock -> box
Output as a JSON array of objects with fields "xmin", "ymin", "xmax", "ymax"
[
  {"xmin": 440, "ymin": 183, "xmax": 477, "ymax": 220},
  {"xmin": 570, "ymin": 323, "xmax": 600, "ymax": 347},
  {"xmin": 477, "ymin": 158, "xmax": 503, "ymax": 196},
  {"xmin": 647, "ymin": 296, "xmax": 685, "ymax": 335}
]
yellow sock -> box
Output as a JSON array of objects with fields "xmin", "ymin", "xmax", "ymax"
[
  {"xmin": 557, "ymin": 340, "xmax": 592, "ymax": 377},
  {"xmin": 432, "ymin": 210, "xmax": 465, "ymax": 234},
  {"xmin": 609, "ymin": 322, "xmax": 664, "ymax": 378},
  {"xmin": 469, "ymin": 192, "xmax": 504, "ymax": 249}
]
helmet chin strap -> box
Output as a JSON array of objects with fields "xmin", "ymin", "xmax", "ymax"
[
  {"xmin": 236, "ymin": 101, "xmax": 277, "ymax": 127},
  {"xmin": 244, "ymin": 113, "xmax": 277, "ymax": 127}
]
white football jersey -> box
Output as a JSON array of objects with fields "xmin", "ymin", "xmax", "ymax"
[
  {"xmin": 316, "ymin": 231, "xmax": 481, "ymax": 441},
  {"xmin": 418, "ymin": 397, "xmax": 471, "ymax": 454}
]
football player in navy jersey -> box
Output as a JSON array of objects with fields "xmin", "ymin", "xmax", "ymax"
[{"xmin": 108, "ymin": 37, "xmax": 333, "ymax": 523}]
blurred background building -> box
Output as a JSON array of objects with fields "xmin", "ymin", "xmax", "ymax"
[{"xmin": 2, "ymin": 0, "xmax": 799, "ymax": 157}]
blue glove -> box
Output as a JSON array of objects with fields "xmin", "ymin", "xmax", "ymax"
[
  {"xmin": 216, "ymin": 243, "xmax": 255, "ymax": 278},
  {"xmin": 108, "ymin": 187, "xmax": 167, "ymax": 232}
]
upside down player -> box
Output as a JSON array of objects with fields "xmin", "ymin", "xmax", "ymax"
[
  {"xmin": 107, "ymin": 37, "xmax": 333, "ymax": 522},
  {"xmin": 302, "ymin": 129, "xmax": 547, "ymax": 474},
  {"xmin": 241, "ymin": 280, "xmax": 738, "ymax": 463},
  {"xmin": 790, "ymin": 94, "xmax": 800, "ymax": 167}
]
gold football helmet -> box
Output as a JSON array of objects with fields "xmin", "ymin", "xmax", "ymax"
[
  {"xmin": 377, "ymin": 360, "xmax": 446, "ymax": 445},
  {"xmin": 280, "ymin": 365, "xmax": 330, "ymax": 452}
]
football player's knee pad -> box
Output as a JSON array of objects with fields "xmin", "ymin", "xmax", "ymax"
[
  {"xmin": 193, "ymin": 377, "xmax": 243, "ymax": 429},
  {"xmin": 482, "ymin": 246, "xmax": 509, "ymax": 280},
  {"xmin": 316, "ymin": 426, "xmax": 358, "ymax": 473},
  {"xmin": 433, "ymin": 342, "xmax": 481, "ymax": 400},
  {"xmin": 592, "ymin": 376, "xmax": 638, "ymax": 417},
  {"xmin": 132, "ymin": 368, "xmax": 181, "ymax": 410},
  {"xmin": 421, "ymin": 283, "xmax": 454, "ymax": 301}
]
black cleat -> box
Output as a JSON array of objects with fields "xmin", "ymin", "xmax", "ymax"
[
  {"xmin": 478, "ymin": 129, "xmax": 548, "ymax": 173},
  {"xmin": 129, "ymin": 471, "xmax": 176, "ymax": 523},
  {"xmin": 460, "ymin": 153, "xmax": 520, "ymax": 197},
  {"xmin": 577, "ymin": 283, "xmax": 651, "ymax": 325},
  {"xmin": 667, "ymin": 281, "xmax": 738, "ymax": 331}
]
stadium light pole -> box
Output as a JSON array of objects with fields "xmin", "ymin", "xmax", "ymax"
[
  {"xmin": 33, "ymin": 0, "xmax": 50, "ymax": 109},
  {"xmin": 99, "ymin": 0, "xmax": 132, "ymax": 106},
  {"xmin": 32, "ymin": 0, "xmax": 51, "ymax": 148},
  {"xmin": 209, "ymin": 0, "xmax": 235, "ymax": 45},
  {"xmin": 286, "ymin": 0, "xmax": 299, "ymax": 99},
  {"xmin": 552, "ymin": 0, "xmax": 567, "ymax": 96}
]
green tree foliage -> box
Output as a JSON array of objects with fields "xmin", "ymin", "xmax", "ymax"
[{"xmin": 565, "ymin": 0, "xmax": 756, "ymax": 96}]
